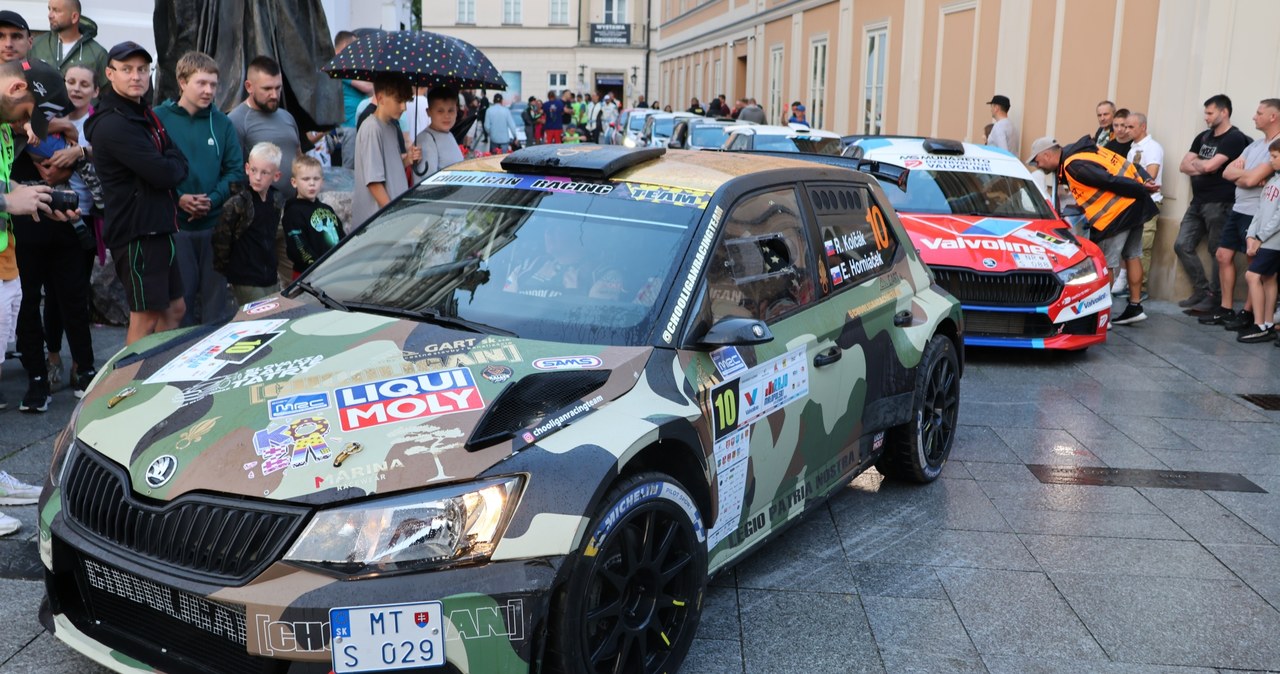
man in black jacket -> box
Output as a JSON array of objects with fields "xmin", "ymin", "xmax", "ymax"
[
  {"xmin": 87, "ymin": 41, "xmax": 188, "ymax": 345},
  {"xmin": 1029, "ymin": 135, "xmax": 1159, "ymax": 326}
]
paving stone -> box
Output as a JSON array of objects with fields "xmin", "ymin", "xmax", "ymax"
[
  {"xmin": 983, "ymin": 654, "xmax": 1216, "ymax": 673},
  {"xmin": 830, "ymin": 477, "xmax": 1009, "ymax": 533},
  {"xmin": 960, "ymin": 461, "xmax": 1042, "ymax": 484},
  {"xmin": 735, "ymin": 511, "xmax": 855, "ymax": 593},
  {"xmin": 1204, "ymin": 544, "xmax": 1280, "ymax": 611},
  {"xmin": 862, "ymin": 596, "xmax": 976, "ymax": 658},
  {"xmin": 738, "ymin": 589, "xmax": 883, "ymax": 674},
  {"xmin": 935, "ymin": 567, "xmax": 1106, "ymax": 661},
  {"xmin": 999, "ymin": 509, "xmax": 1190, "ymax": 541},
  {"xmin": 950, "ymin": 426, "xmax": 1023, "ymax": 464},
  {"xmin": 990, "ymin": 427, "xmax": 1105, "ymax": 467},
  {"xmin": 697, "ymin": 582, "xmax": 742, "ymax": 640},
  {"xmin": 978, "ymin": 481, "xmax": 1162, "ymax": 516},
  {"xmin": 0, "ymin": 631, "xmax": 113, "ymax": 674},
  {"xmin": 1020, "ymin": 534, "xmax": 1234, "ymax": 580},
  {"xmin": 1145, "ymin": 448, "xmax": 1280, "ymax": 477},
  {"xmin": 1138, "ymin": 488, "xmax": 1273, "ymax": 546},
  {"xmin": 1206, "ymin": 480, "xmax": 1280, "ymax": 545},
  {"xmin": 1052, "ymin": 572, "xmax": 1280, "ymax": 670},
  {"xmin": 843, "ymin": 527, "xmax": 1039, "ymax": 571},
  {"xmin": 850, "ymin": 562, "xmax": 948, "ymax": 600},
  {"xmin": 878, "ymin": 648, "xmax": 988, "ymax": 674},
  {"xmin": 683, "ymin": 638, "xmax": 744, "ymax": 674},
  {"xmin": 0, "ymin": 580, "xmax": 45, "ymax": 663}
]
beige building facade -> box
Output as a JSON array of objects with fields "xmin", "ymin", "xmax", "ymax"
[
  {"xmin": 656, "ymin": 0, "xmax": 1280, "ymax": 299},
  {"xmin": 424, "ymin": 0, "xmax": 654, "ymax": 104}
]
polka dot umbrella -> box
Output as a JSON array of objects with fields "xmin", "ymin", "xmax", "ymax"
[{"xmin": 322, "ymin": 29, "xmax": 506, "ymax": 90}]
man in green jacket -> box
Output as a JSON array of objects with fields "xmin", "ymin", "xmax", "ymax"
[
  {"xmin": 153, "ymin": 51, "xmax": 245, "ymax": 326},
  {"xmin": 29, "ymin": 0, "xmax": 108, "ymax": 88}
]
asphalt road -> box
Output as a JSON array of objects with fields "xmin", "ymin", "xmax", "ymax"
[{"xmin": 3, "ymin": 301, "xmax": 1280, "ymax": 673}]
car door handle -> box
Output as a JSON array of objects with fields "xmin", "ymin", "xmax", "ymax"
[
  {"xmin": 814, "ymin": 346, "xmax": 842, "ymax": 367},
  {"xmin": 893, "ymin": 310, "xmax": 913, "ymax": 327}
]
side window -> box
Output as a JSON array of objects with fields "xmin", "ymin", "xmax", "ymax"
[
  {"xmin": 704, "ymin": 188, "xmax": 816, "ymax": 324},
  {"xmin": 728, "ymin": 134, "xmax": 751, "ymax": 151},
  {"xmin": 808, "ymin": 183, "xmax": 899, "ymax": 292}
]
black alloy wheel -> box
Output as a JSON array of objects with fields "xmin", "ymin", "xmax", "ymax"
[{"xmin": 876, "ymin": 334, "xmax": 960, "ymax": 482}]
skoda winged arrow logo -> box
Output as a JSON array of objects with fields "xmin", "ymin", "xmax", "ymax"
[{"xmin": 145, "ymin": 455, "xmax": 177, "ymax": 488}]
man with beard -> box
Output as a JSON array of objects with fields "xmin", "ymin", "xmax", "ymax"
[
  {"xmin": 29, "ymin": 0, "xmax": 108, "ymax": 88},
  {"xmin": 86, "ymin": 42, "xmax": 188, "ymax": 346},
  {"xmin": 229, "ymin": 55, "xmax": 300, "ymax": 287}
]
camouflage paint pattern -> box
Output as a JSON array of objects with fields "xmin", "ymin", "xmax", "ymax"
[{"xmin": 39, "ymin": 149, "xmax": 961, "ymax": 674}]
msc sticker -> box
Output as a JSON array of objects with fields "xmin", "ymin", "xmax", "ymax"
[
  {"xmin": 269, "ymin": 392, "xmax": 331, "ymax": 420},
  {"xmin": 335, "ymin": 369, "xmax": 484, "ymax": 432},
  {"xmin": 145, "ymin": 455, "xmax": 177, "ymax": 488},
  {"xmin": 710, "ymin": 346, "xmax": 748, "ymax": 378},
  {"xmin": 532, "ymin": 355, "xmax": 602, "ymax": 370}
]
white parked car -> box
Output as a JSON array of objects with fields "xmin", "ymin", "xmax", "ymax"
[{"xmin": 722, "ymin": 123, "xmax": 844, "ymax": 155}]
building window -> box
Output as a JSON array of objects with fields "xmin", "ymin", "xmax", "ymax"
[
  {"xmin": 809, "ymin": 39, "xmax": 828, "ymax": 129},
  {"xmin": 605, "ymin": 0, "xmax": 628, "ymax": 24},
  {"xmin": 862, "ymin": 27, "xmax": 887, "ymax": 135},
  {"xmin": 713, "ymin": 59, "xmax": 722, "ymax": 101},
  {"xmin": 503, "ymin": 0, "xmax": 522, "ymax": 24},
  {"xmin": 549, "ymin": 71, "xmax": 567, "ymax": 92},
  {"xmin": 693, "ymin": 62, "xmax": 703, "ymax": 105},
  {"xmin": 768, "ymin": 47, "xmax": 784, "ymax": 125},
  {"xmin": 457, "ymin": 0, "xmax": 475, "ymax": 23},
  {"xmin": 550, "ymin": 0, "xmax": 569, "ymax": 24}
]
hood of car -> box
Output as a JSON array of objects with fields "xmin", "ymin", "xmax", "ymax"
[
  {"xmin": 898, "ymin": 213, "xmax": 1089, "ymax": 273},
  {"xmin": 73, "ymin": 297, "xmax": 652, "ymax": 506}
]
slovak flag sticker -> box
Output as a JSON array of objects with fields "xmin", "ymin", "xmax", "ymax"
[{"xmin": 415, "ymin": 612, "xmax": 431, "ymax": 627}]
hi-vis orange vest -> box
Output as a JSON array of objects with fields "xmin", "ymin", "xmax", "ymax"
[{"xmin": 1061, "ymin": 146, "xmax": 1140, "ymax": 232}]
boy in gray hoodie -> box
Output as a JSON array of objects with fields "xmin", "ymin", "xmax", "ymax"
[{"xmin": 1239, "ymin": 138, "xmax": 1280, "ymax": 343}]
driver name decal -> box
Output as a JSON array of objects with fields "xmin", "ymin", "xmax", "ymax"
[{"xmin": 335, "ymin": 369, "xmax": 484, "ymax": 431}]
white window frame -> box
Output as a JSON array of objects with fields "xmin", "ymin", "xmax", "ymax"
[
  {"xmin": 713, "ymin": 59, "xmax": 722, "ymax": 102},
  {"xmin": 549, "ymin": 71, "xmax": 568, "ymax": 91},
  {"xmin": 503, "ymin": 0, "xmax": 522, "ymax": 25},
  {"xmin": 457, "ymin": 0, "xmax": 475, "ymax": 24},
  {"xmin": 808, "ymin": 38, "xmax": 828, "ymax": 129},
  {"xmin": 862, "ymin": 25, "xmax": 888, "ymax": 135},
  {"xmin": 768, "ymin": 46, "xmax": 784, "ymax": 126},
  {"xmin": 605, "ymin": 0, "xmax": 629, "ymax": 24},
  {"xmin": 693, "ymin": 62, "xmax": 703, "ymax": 106},
  {"xmin": 550, "ymin": 0, "xmax": 569, "ymax": 24}
]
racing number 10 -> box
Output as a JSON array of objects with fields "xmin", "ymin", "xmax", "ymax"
[
  {"xmin": 866, "ymin": 206, "xmax": 891, "ymax": 250},
  {"xmin": 710, "ymin": 378, "xmax": 741, "ymax": 441}
]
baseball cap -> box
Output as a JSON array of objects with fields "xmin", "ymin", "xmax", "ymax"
[
  {"xmin": 0, "ymin": 10, "xmax": 29, "ymax": 32},
  {"xmin": 1025, "ymin": 136, "xmax": 1059, "ymax": 166},
  {"xmin": 20, "ymin": 59, "xmax": 73, "ymax": 142},
  {"xmin": 107, "ymin": 41, "xmax": 153, "ymax": 63},
  {"xmin": 794, "ymin": 103, "xmax": 806, "ymax": 111},
  {"xmin": 986, "ymin": 94, "xmax": 1011, "ymax": 108}
]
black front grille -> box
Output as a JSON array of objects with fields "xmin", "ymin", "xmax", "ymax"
[
  {"xmin": 963, "ymin": 310, "xmax": 1056, "ymax": 338},
  {"xmin": 62, "ymin": 444, "xmax": 310, "ymax": 585},
  {"xmin": 933, "ymin": 267, "xmax": 1062, "ymax": 306}
]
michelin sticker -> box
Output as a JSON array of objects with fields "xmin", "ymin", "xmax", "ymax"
[{"xmin": 145, "ymin": 320, "xmax": 287, "ymax": 384}]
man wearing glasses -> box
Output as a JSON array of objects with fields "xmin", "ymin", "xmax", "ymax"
[{"xmin": 85, "ymin": 41, "xmax": 188, "ymax": 345}]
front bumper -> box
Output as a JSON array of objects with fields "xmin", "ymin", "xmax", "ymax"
[
  {"xmin": 42, "ymin": 512, "xmax": 558, "ymax": 674},
  {"xmin": 961, "ymin": 304, "xmax": 1108, "ymax": 350}
]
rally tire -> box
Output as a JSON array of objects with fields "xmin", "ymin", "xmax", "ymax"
[
  {"xmin": 547, "ymin": 472, "xmax": 708, "ymax": 674},
  {"xmin": 876, "ymin": 334, "xmax": 960, "ymax": 483}
]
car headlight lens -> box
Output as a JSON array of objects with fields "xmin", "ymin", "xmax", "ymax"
[
  {"xmin": 48, "ymin": 408, "xmax": 82, "ymax": 488},
  {"xmin": 1056, "ymin": 258, "xmax": 1098, "ymax": 286},
  {"xmin": 284, "ymin": 476, "xmax": 523, "ymax": 577},
  {"xmin": 623, "ymin": 136, "xmax": 636, "ymax": 148}
]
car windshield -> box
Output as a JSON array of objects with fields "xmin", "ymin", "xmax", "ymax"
[
  {"xmin": 690, "ymin": 126, "xmax": 728, "ymax": 148},
  {"xmin": 873, "ymin": 169, "xmax": 1055, "ymax": 218},
  {"xmin": 653, "ymin": 118, "xmax": 676, "ymax": 137},
  {"xmin": 754, "ymin": 135, "xmax": 843, "ymax": 155},
  {"xmin": 304, "ymin": 176, "xmax": 704, "ymax": 346},
  {"xmin": 628, "ymin": 114, "xmax": 648, "ymax": 131}
]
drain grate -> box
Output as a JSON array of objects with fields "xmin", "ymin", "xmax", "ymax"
[
  {"xmin": 1240, "ymin": 394, "xmax": 1280, "ymax": 411},
  {"xmin": 1027, "ymin": 465, "xmax": 1267, "ymax": 493}
]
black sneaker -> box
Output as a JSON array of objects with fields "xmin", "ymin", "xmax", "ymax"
[
  {"xmin": 1113, "ymin": 303, "xmax": 1148, "ymax": 325},
  {"xmin": 71, "ymin": 368, "xmax": 97, "ymax": 399},
  {"xmin": 1223, "ymin": 310, "xmax": 1253, "ymax": 331},
  {"xmin": 1237, "ymin": 324, "xmax": 1276, "ymax": 343},
  {"xmin": 1198, "ymin": 306, "xmax": 1233, "ymax": 325},
  {"xmin": 18, "ymin": 376, "xmax": 51, "ymax": 413}
]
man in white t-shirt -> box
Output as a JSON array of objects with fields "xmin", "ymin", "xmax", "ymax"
[
  {"xmin": 1120, "ymin": 112, "xmax": 1163, "ymax": 299},
  {"xmin": 985, "ymin": 95, "xmax": 1018, "ymax": 155}
]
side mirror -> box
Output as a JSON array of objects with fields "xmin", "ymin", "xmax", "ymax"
[{"xmin": 697, "ymin": 317, "xmax": 774, "ymax": 347}]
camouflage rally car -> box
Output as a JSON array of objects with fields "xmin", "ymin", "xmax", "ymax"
[{"xmin": 38, "ymin": 145, "xmax": 963, "ymax": 674}]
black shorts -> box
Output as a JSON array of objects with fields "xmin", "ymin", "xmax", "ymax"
[
  {"xmin": 1248, "ymin": 248, "xmax": 1280, "ymax": 277},
  {"xmin": 113, "ymin": 234, "xmax": 183, "ymax": 313},
  {"xmin": 1219, "ymin": 210, "xmax": 1253, "ymax": 253}
]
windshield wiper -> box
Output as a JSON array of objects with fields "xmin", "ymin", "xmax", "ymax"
[
  {"xmin": 293, "ymin": 280, "xmax": 349, "ymax": 312},
  {"xmin": 343, "ymin": 302, "xmax": 517, "ymax": 337}
]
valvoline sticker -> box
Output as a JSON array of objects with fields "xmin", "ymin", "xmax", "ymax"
[{"xmin": 335, "ymin": 369, "xmax": 483, "ymax": 431}]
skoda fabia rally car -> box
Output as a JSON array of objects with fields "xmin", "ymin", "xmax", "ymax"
[
  {"xmin": 39, "ymin": 145, "xmax": 963, "ymax": 674},
  {"xmin": 845, "ymin": 137, "xmax": 1111, "ymax": 350}
]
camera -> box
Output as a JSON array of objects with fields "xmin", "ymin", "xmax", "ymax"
[{"xmin": 48, "ymin": 190, "xmax": 79, "ymax": 212}]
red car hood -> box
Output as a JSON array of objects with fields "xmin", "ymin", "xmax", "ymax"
[{"xmin": 900, "ymin": 213, "xmax": 1089, "ymax": 273}]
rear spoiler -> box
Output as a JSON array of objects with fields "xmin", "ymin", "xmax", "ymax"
[{"xmin": 722, "ymin": 149, "xmax": 910, "ymax": 191}]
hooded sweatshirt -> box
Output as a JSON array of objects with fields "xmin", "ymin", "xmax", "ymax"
[
  {"xmin": 29, "ymin": 16, "xmax": 110, "ymax": 89},
  {"xmin": 153, "ymin": 100, "xmax": 246, "ymax": 231},
  {"xmin": 86, "ymin": 88, "xmax": 189, "ymax": 250}
]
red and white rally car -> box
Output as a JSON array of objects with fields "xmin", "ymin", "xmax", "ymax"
[{"xmin": 844, "ymin": 137, "xmax": 1110, "ymax": 350}]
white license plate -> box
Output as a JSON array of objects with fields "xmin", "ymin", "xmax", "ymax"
[{"xmin": 330, "ymin": 601, "xmax": 446, "ymax": 673}]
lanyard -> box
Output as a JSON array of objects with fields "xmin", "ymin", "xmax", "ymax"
[{"xmin": 0, "ymin": 124, "xmax": 12, "ymax": 253}]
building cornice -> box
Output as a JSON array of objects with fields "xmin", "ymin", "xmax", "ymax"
[{"xmin": 655, "ymin": 0, "xmax": 834, "ymax": 58}]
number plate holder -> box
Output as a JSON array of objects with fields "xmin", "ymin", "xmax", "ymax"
[{"xmin": 330, "ymin": 601, "xmax": 446, "ymax": 672}]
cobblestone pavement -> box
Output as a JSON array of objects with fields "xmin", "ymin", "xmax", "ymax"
[{"xmin": 3, "ymin": 300, "xmax": 1279, "ymax": 673}]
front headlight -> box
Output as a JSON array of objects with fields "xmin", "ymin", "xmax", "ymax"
[
  {"xmin": 284, "ymin": 476, "xmax": 523, "ymax": 577},
  {"xmin": 48, "ymin": 407, "xmax": 82, "ymax": 488},
  {"xmin": 623, "ymin": 136, "xmax": 637, "ymax": 148},
  {"xmin": 1056, "ymin": 258, "xmax": 1098, "ymax": 286}
]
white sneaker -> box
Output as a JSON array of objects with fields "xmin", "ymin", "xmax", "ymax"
[
  {"xmin": 1111, "ymin": 269, "xmax": 1128, "ymax": 295},
  {"xmin": 0, "ymin": 471, "xmax": 40, "ymax": 505},
  {"xmin": 0, "ymin": 511, "xmax": 19, "ymax": 536}
]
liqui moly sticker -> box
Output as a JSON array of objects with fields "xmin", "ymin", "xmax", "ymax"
[{"xmin": 335, "ymin": 368, "xmax": 484, "ymax": 431}]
